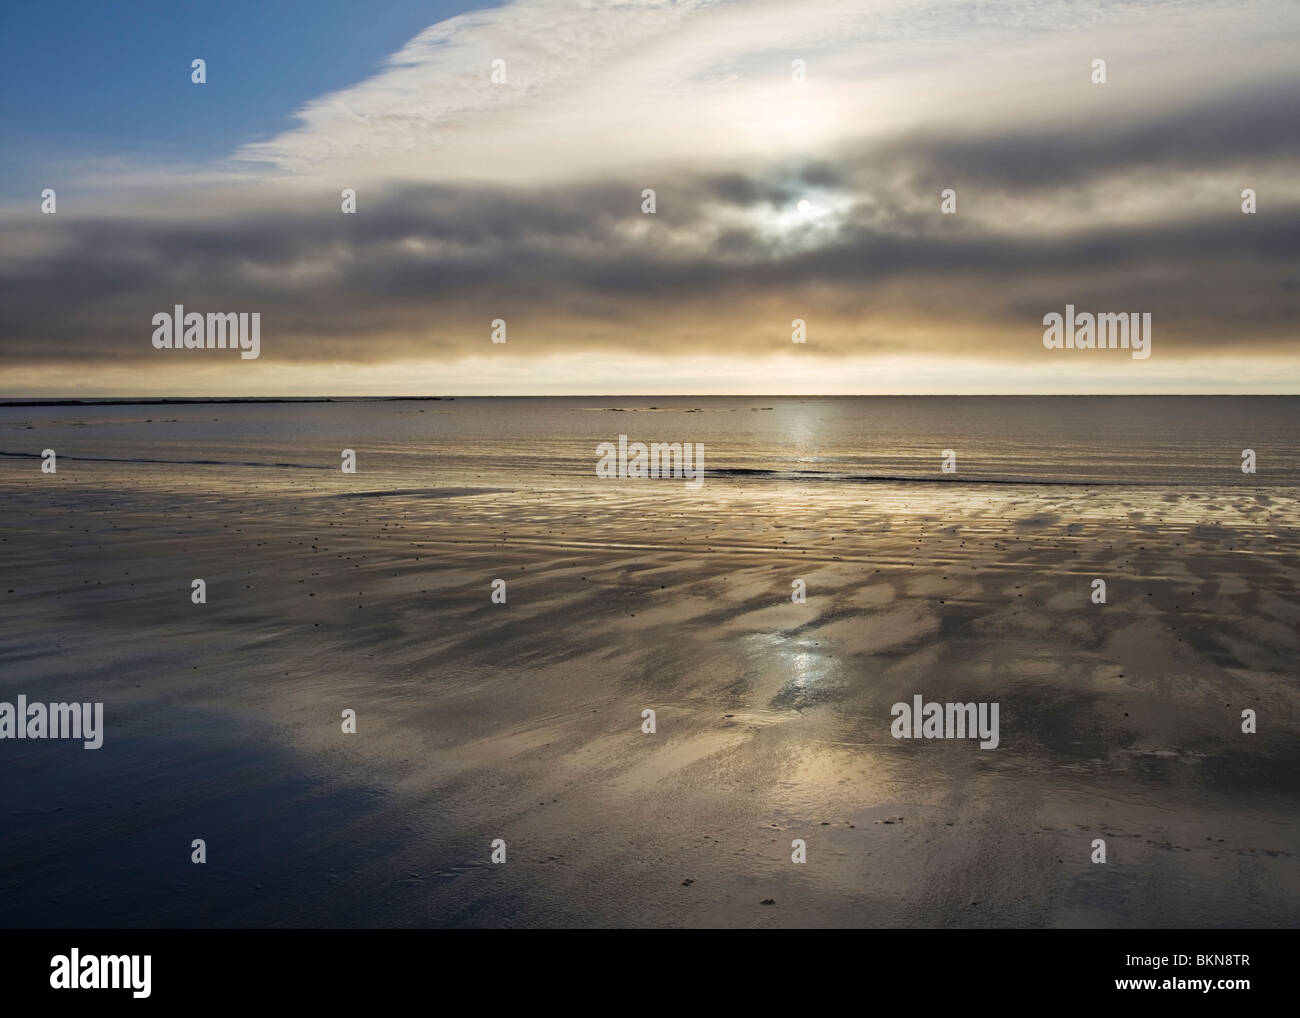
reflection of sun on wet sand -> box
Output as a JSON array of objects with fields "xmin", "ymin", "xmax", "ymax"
[{"xmin": 1, "ymin": 457, "xmax": 1297, "ymax": 927}]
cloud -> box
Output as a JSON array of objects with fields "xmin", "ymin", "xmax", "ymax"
[{"xmin": 2, "ymin": 0, "xmax": 1299, "ymax": 393}]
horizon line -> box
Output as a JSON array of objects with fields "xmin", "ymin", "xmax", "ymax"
[{"xmin": 4, "ymin": 392, "xmax": 1299, "ymax": 405}]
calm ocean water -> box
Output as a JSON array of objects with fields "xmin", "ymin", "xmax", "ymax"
[{"xmin": 1, "ymin": 396, "xmax": 1296, "ymax": 487}]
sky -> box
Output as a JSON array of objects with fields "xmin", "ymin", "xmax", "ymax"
[{"xmin": 1, "ymin": 0, "xmax": 1298, "ymax": 396}]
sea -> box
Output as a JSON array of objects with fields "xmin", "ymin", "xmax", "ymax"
[{"xmin": 1, "ymin": 395, "xmax": 1296, "ymax": 488}]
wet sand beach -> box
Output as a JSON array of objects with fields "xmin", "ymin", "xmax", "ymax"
[{"xmin": 2, "ymin": 448, "xmax": 1297, "ymax": 927}]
